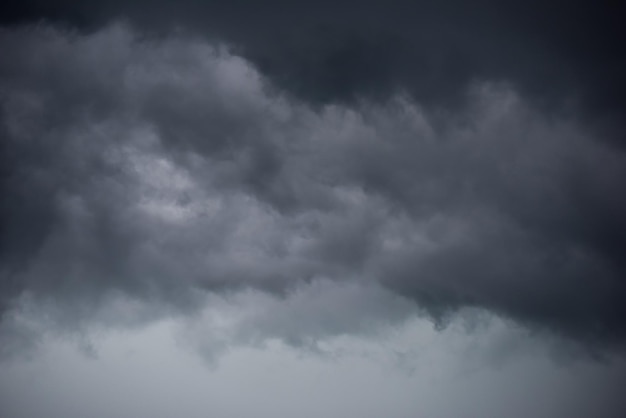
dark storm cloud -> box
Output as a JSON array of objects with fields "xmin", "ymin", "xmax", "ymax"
[
  {"xmin": 1, "ymin": 0, "xmax": 625, "ymax": 127},
  {"xmin": 1, "ymin": 23, "xmax": 626, "ymax": 352}
]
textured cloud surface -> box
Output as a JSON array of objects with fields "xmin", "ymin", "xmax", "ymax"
[
  {"xmin": 1, "ymin": 24, "xmax": 625, "ymax": 354},
  {"xmin": 2, "ymin": 1, "xmax": 625, "ymax": 123}
]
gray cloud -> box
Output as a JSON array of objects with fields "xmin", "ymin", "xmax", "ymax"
[
  {"xmin": 1, "ymin": 23, "xmax": 626, "ymax": 354},
  {"xmin": 2, "ymin": 311, "xmax": 626, "ymax": 418},
  {"xmin": 1, "ymin": 0, "xmax": 625, "ymax": 131}
]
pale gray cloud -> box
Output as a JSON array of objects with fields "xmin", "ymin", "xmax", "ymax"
[{"xmin": 2, "ymin": 312, "xmax": 626, "ymax": 418}]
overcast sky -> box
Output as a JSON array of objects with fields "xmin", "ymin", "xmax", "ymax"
[{"xmin": 1, "ymin": 2, "xmax": 625, "ymax": 418}]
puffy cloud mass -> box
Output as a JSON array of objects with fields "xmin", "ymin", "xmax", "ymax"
[
  {"xmin": 2, "ymin": 1, "xmax": 625, "ymax": 126},
  {"xmin": 1, "ymin": 23, "xmax": 626, "ymax": 354}
]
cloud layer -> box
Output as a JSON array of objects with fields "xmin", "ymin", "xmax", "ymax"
[
  {"xmin": 2, "ymin": 1, "xmax": 625, "ymax": 121},
  {"xmin": 1, "ymin": 23, "xmax": 626, "ymax": 352}
]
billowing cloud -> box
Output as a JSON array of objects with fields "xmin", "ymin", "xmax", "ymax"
[
  {"xmin": 1, "ymin": 23, "xmax": 626, "ymax": 356},
  {"xmin": 1, "ymin": 0, "xmax": 625, "ymax": 128}
]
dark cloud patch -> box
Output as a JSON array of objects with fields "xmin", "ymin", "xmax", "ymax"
[
  {"xmin": 1, "ymin": 24, "xmax": 626, "ymax": 353},
  {"xmin": 0, "ymin": 1, "xmax": 625, "ymax": 130}
]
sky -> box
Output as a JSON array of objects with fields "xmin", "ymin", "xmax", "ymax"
[{"xmin": 0, "ymin": 2, "xmax": 625, "ymax": 417}]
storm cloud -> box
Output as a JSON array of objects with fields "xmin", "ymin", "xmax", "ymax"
[
  {"xmin": 2, "ymin": 0, "xmax": 625, "ymax": 128},
  {"xmin": 1, "ymin": 22, "xmax": 625, "ymax": 356}
]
